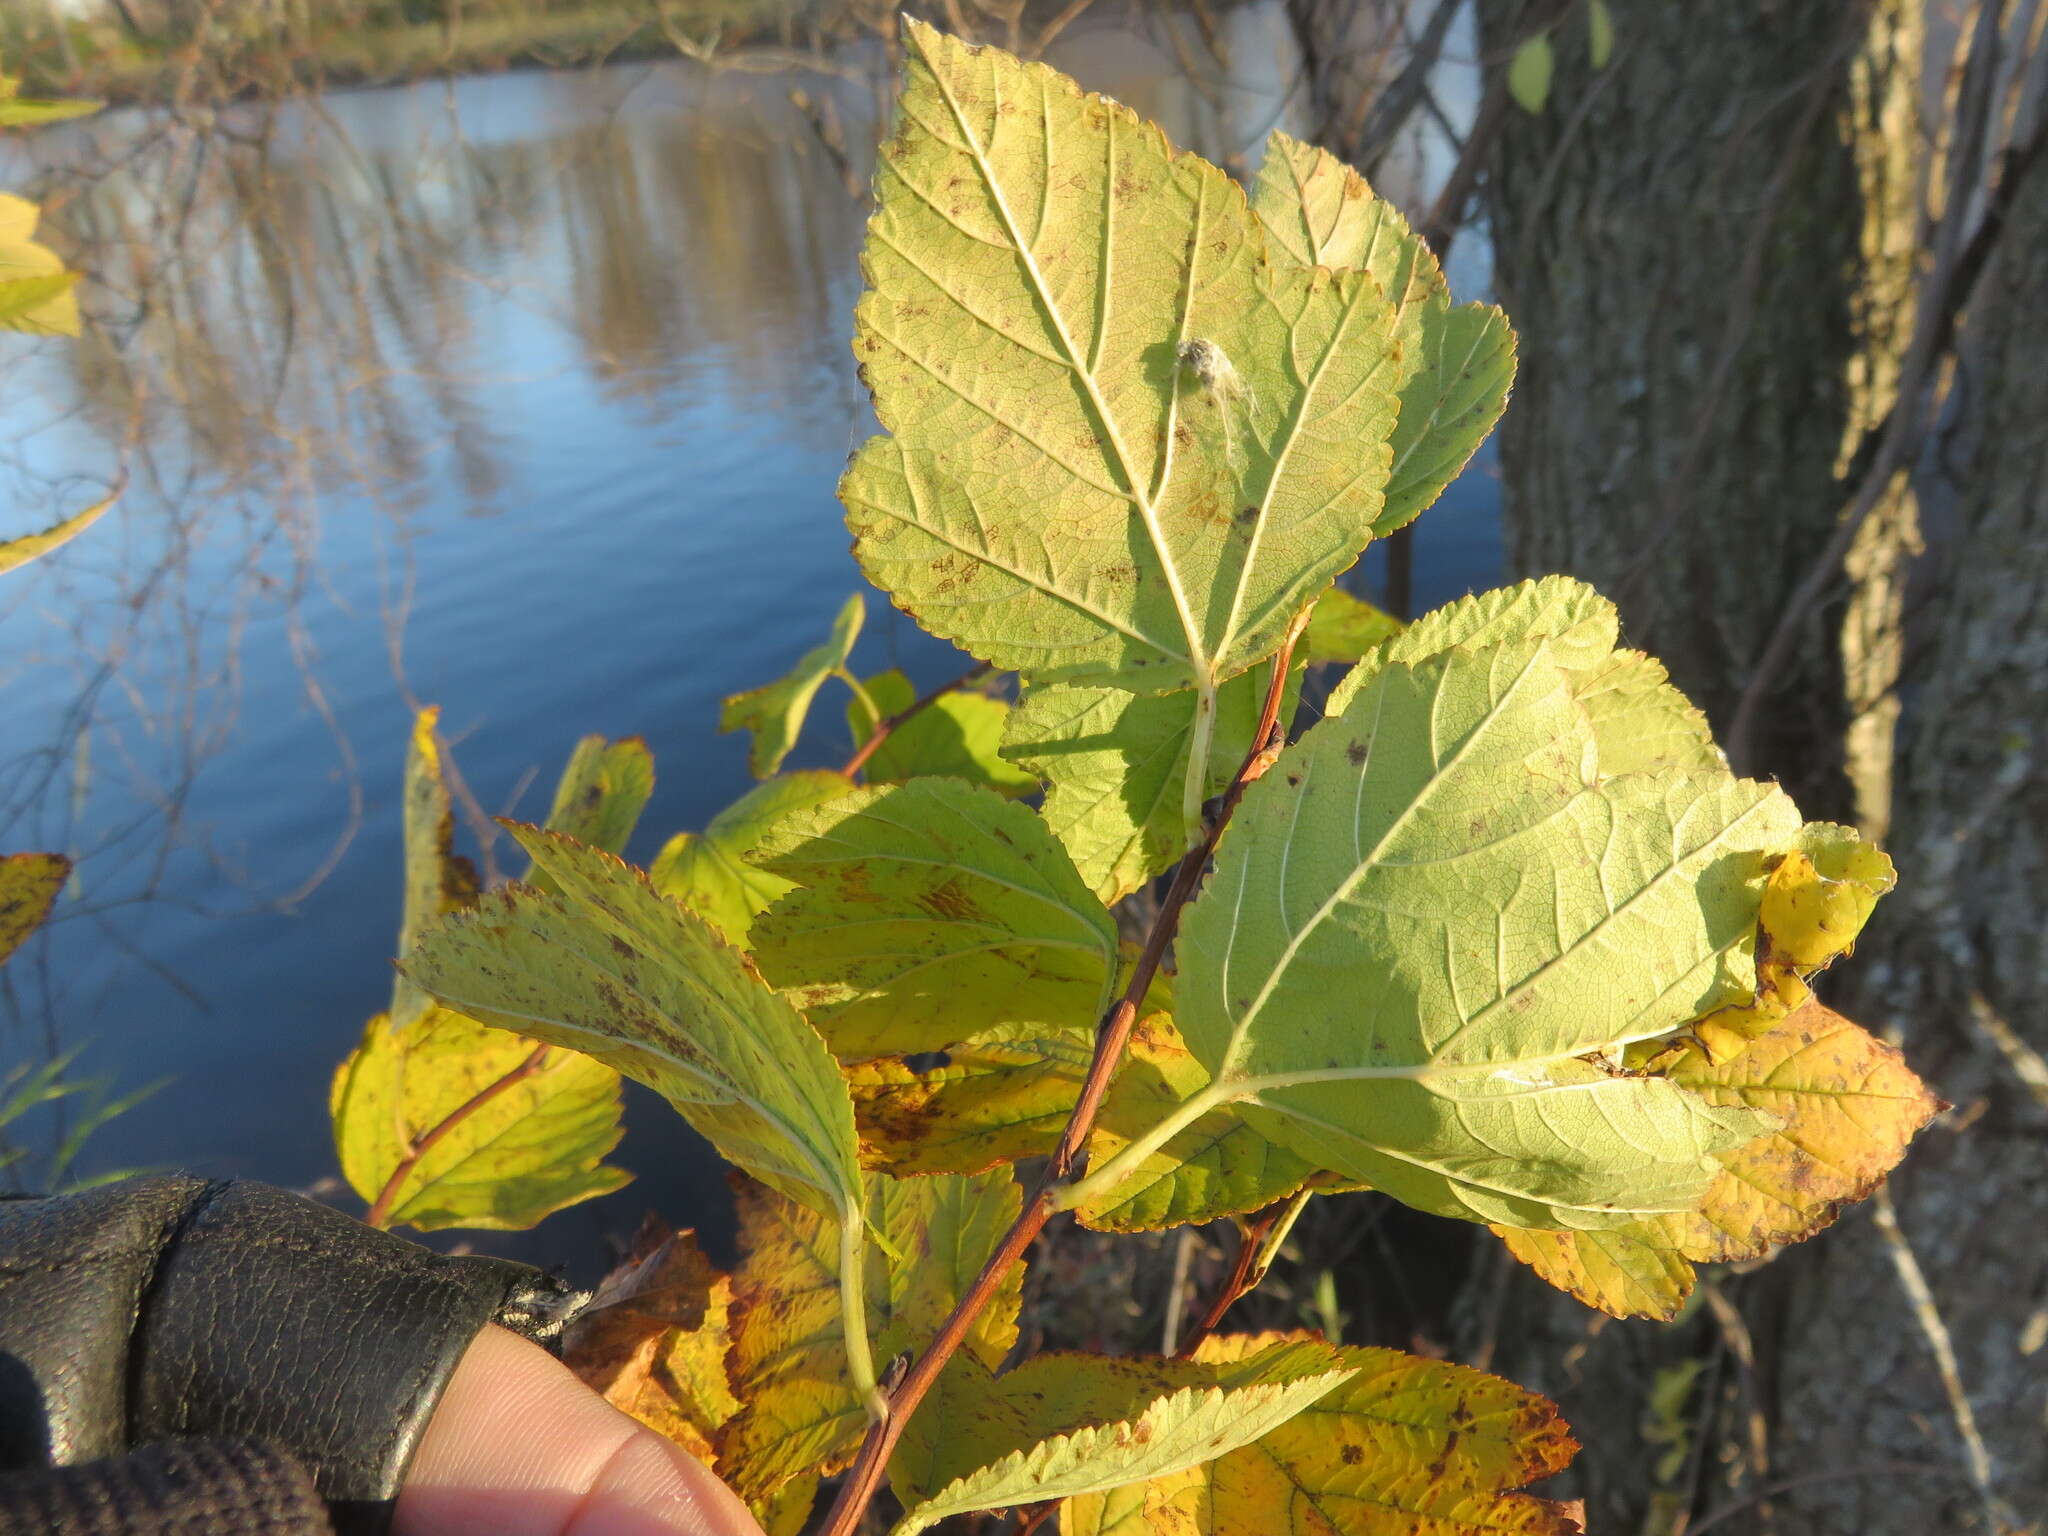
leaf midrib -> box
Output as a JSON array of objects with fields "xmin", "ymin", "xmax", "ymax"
[
  {"xmin": 424, "ymin": 915, "xmax": 851, "ymax": 1211},
  {"xmin": 917, "ymin": 34, "xmax": 1207, "ymax": 683},
  {"xmin": 1215, "ymin": 646, "xmax": 1554, "ymax": 1076}
]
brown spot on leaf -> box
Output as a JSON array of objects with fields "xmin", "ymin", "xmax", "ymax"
[
  {"xmin": 918, "ymin": 878, "xmax": 985, "ymax": 924},
  {"xmin": 1346, "ymin": 740, "xmax": 1369, "ymax": 766}
]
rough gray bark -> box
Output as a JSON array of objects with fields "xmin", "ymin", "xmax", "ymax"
[
  {"xmin": 1463, "ymin": 4, "xmax": 2001, "ymax": 1533},
  {"xmin": 1756, "ymin": 141, "xmax": 2048, "ymax": 1536},
  {"xmin": 1474, "ymin": 0, "xmax": 1918, "ymax": 826}
]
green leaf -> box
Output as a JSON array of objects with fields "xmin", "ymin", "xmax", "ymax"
[
  {"xmin": 1064, "ymin": 1330, "xmax": 1581, "ymax": 1536},
  {"xmin": 887, "ymin": 1342, "xmax": 1355, "ymax": 1535},
  {"xmin": 649, "ymin": 771, "xmax": 856, "ymax": 946},
  {"xmin": 846, "ymin": 669, "xmax": 1037, "ymax": 796},
  {"xmin": 1325, "ymin": 574, "xmax": 1620, "ymax": 718},
  {"xmin": 0, "ymin": 851, "xmax": 67, "ymax": 965},
  {"xmin": 749, "ymin": 778, "xmax": 1119, "ymax": 1057},
  {"xmin": 1248, "ymin": 133, "xmax": 1516, "ymax": 536},
  {"xmin": 402, "ymin": 823, "xmax": 864, "ymax": 1221},
  {"xmin": 1002, "ymin": 660, "xmax": 1304, "ymax": 905},
  {"xmin": 329, "ymin": 1005, "xmax": 628, "ymax": 1231},
  {"xmin": 1509, "ymin": 34, "xmax": 1555, "ymax": 114},
  {"xmin": 393, "ymin": 708, "xmax": 481, "ymax": 1029},
  {"xmin": 1303, "ymin": 586, "xmax": 1403, "ymax": 665},
  {"xmin": 1572, "ymin": 648, "xmax": 1722, "ymax": 779},
  {"xmin": 1400, "ymin": 614, "xmax": 1720, "ymax": 809},
  {"xmin": 843, "ymin": 22, "xmax": 1401, "ymax": 697},
  {"xmin": 0, "ymin": 495, "xmax": 111, "ymax": 574},
  {"xmin": 1587, "ymin": 0, "xmax": 1615, "ymax": 69},
  {"xmin": 529, "ymin": 736, "xmax": 654, "ymax": 887},
  {"xmin": 720, "ymin": 1169, "xmax": 1022, "ymax": 1507},
  {"xmin": 0, "ymin": 193, "xmax": 78, "ymax": 335},
  {"xmin": 1177, "ymin": 634, "xmax": 1802, "ymax": 1229},
  {"xmin": 721, "ymin": 593, "xmax": 864, "ymax": 777}
]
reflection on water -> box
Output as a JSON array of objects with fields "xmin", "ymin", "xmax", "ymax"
[{"xmin": 0, "ymin": 12, "xmax": 1498, "ymax": 1270}]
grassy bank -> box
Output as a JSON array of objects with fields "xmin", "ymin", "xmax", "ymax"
[{"xmin": 2, "ymin": 1, "xmax": 801, "ymax": 106}]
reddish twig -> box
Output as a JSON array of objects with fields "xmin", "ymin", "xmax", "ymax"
[
  {"xmin": 364, "ymin": 1043, "xmax": 551, "ymax": 1229},
  {"xmin": 841, "ymin": 661, "xmax": 994, "ymax": 777},
  {"xmin": 1174, "ymin": 1201, "xmax": 1293, "ymax": 1358},
  {"xmin": 814, "ymin": 615, "xmax": 1310, "ymax": 1536}
]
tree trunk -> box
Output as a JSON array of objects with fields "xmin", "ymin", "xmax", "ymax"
[
  {"xmin": 1474, "ymin": 0, "xmax": 1920, "ymax": 827},
  {"xmin": 1754, "ymin": 133, "xmax": 2048, "ymax": 1536},
  {"xmin": 1465, "ymin": 4, "xmax": 1977, "ymax": 1532}
]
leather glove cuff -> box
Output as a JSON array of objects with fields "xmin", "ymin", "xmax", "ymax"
[{"xmin": 0, "ymin": 1175, "xmax": 579, "ymax": 1536}]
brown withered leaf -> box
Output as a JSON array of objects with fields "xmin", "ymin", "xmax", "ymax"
[
  {"xmin": 561, "ymin": 1221, "xmax": 739, "ymax": 1466},
  {"xmin": 563, "ymin": 1218, "xmax": 716, "ymax": 1391}
]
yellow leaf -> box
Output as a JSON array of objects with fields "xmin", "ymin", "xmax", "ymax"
[
  {"xmin": 527, "ymin": 734, "xmax": 654, "ymax": 895},
  {"xmin": 749, "ymin": 778, "xmax": 1118, "ymax": 1057},
  {"xmin": 843, "ymin": 24, "xmax": 1400, "ymax": 695},
  {"xmin": 0, "ymin": 851, "xmax": 67, "ymax": 965},
  {"xmin": 718, "ymin": 1168, "xmax": 1022, "ymax": 1508},
  {"xmin": 1079, "ymin": 1018, "xmax": 1329, "ymax": 1233},
  {"xmin": 1662, "ymin": 997, "xmax": 1942, "ymax": 1263},
  {"xmin": 329, "ymin": 1005, "xmax": 629, "ymax": 1231},
  {"xmin": 889, "ymin": 1342, "xmax": 1355, "ymax": 1535},
  {"xmin": 1760, "ymin": 822, "xmax": 1896, "ymax": 971},
  {"xmin": 1063, "ymin": 1331, "xmax": 1580, "ymax": 1536},
  {"xmin": 0, "ymin": 193, "xmax": 79, "ymax": 335},
  {"xmin": 1687, "ymin": 969, "xmax": 1810, "ymax": 1067},
  {"xmin": 1303, "ymin": 586, "xmax": 1403, "ymax": 665},
  {"xmin": 1497, "ymin": 997, "xmax": 1941, "ymax": 1319},
  {"xmin": 0, "ymin": 495, "xmax": 112, "ymax": 574},
  {"xmin": 1490, "ymin": 1220, "xmax": 1694, "ymax": 1323},
  {"xmin": 846, "ymin": 669, "xmax": 1038, "ymax": 797},
  {"xmin": 1571, "ymin": 648, "xmax": 1722, "ymax": 778},
  {"xmin": 1248, "ymin": 133, "xmax": 1515, "ymax": 536},
  {"xmin": 848, "ymin": 1034, "xmax": 1085, "ymax": 1177},
  {"xmin": 1509, "ymin": 34, "xmax": 1554, "ymax": 114}
]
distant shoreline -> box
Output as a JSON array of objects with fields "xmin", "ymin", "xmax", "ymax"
[{"xmin": 6, "ymin": 4, "xmax": 792, "ymax": 108}]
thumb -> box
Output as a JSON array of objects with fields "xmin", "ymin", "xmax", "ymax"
[{"xmin": 396, "ymin": 1324, "xmax": 766, "ymax": 1536}]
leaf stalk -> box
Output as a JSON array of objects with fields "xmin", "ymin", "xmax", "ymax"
[
  {"xmin": 837, "ymin": 1193, "xmax": 885, "ymax": 1420},
  {"xmin": 812, "ymin": 606, "xmax": 1310, "ymax": 1536},
  {"xmin": 364, "ymin": 1043, "xmax": 552, "ymax": 1229}
]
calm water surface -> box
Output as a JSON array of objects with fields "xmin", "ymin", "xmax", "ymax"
[{"xmin": 0, "ymin": 20, "xmax": 1499, "ymax": 1271}]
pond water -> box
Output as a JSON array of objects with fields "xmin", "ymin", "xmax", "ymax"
[{"xmin": 0, "ymin": 13, "xmax": 1500, "ymax": 1273}]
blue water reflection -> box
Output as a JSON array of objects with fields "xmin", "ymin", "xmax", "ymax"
[{"xmin": 0, "ymin": 33, "xmax": 1498, "ymax": 1272}]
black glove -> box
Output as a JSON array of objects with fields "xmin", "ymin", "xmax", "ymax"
[{"xmin": 0, "ymin": 1175, "xmax": 579, "ymax": 1536}]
